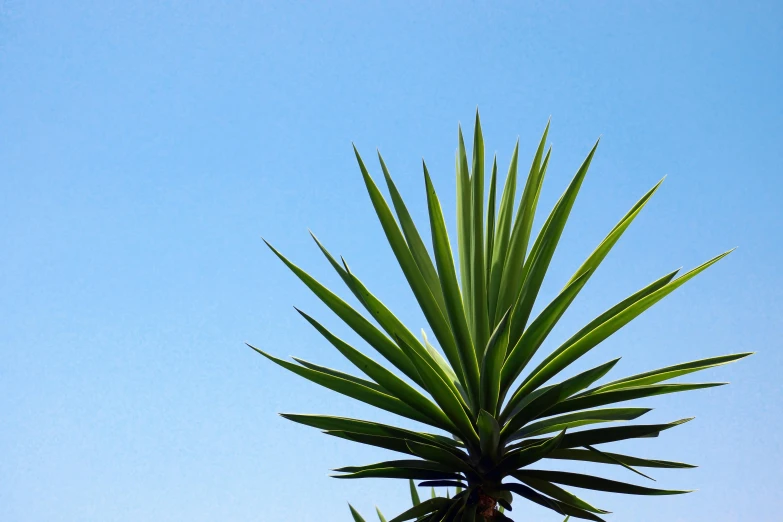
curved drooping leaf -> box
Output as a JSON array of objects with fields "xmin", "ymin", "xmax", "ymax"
[
  {"xmin": 546, "ymin": 448, "xmax": 696, "ymax": 469},
  {"xmin": 584, "ymin": 444, "xmax": 655, "ymax": 481},
  {"xmin": 513, "ymin": 470, "xmax": 691, "ymax": 495},
  {"xmin": 556, "ymin": 418, "xmax": 693, "ymax": 449},
  {"xmin": 500, "ymin": 482, "xmax": 606, "ymax": 521},
  {"xmin": 515, "ymin": 476, "xmax": 609, "ymax": 514}
]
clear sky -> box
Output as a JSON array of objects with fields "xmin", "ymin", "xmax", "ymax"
[{"xmin": 1, "ymin": 2, "xmax": 781, "ymax": 521}]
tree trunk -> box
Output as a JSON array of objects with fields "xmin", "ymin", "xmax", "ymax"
[{"xmin": 477, "ymin": 491, "xmax": 498, "ymax": 520}]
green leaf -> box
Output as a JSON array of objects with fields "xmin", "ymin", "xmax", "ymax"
[
  {"xmin": 335, "ymin": 467, "xmax": 462, "ymax": 480},
  {"xmin": 376, "ymin": 506, "xmax": 387, "ymax": 522},
  {"xmin": 508, "ymin": 140, "xmax": 599, "ymax": 348},
  {"xmin": 279, "ymin": 414, "xmax": 462, "ymax": 452},
  {"xmin": 378, "ymin": 152, "xmax": 447, "ymax": 313},
  {"xmin": 487, "ymin": 140, "xmax": 519, "ymax": 324},
  {"xmin": 405, "ymin": 441, "xmax": 474, "ymax": 474},
  {"xmin": 263, "ymin": 240, "xmax": 420, "ymax": 384},
  {"xmin": 516, "ymin": 476, "xmax": 609, "ymax": 514},
  {"xmin": 501, "ymin": 482, "xmax": 607, "ymax": 521},
  {"xmin": 504, "ymin": 267, "xmax": 676, "ymax": 400},
  {"xmin": 423, "ymin": 162, "xmax": 480, "ymax": 409},
  {"xmin": 508, "ymin": 407, "xmax": 651, "ymax": 440},
  {"xmin": 456, "ymin": 127, "xmax": 473, "ymax": 323},
  {"xmin": 418, "ymin": 500, "xmax": 453, "ymax": 522},
  {"xmin": 563, "ymin": 178, "xmax": 664, "ymax": 288},
  {"xmin": 545, "ymin": 383, "xmax": 726, "ymax": 417},
  {"xmin": 500, "ymin": 270, "xmax": 593, "ymax": 399},
  {"xmin": 584, "ymin": 444, "xmax": 655, "ymax": 481},
  {"xmin": 582, "ymin": 352, "xmax": 752, "ymax": 395},
  {"xmin": 470, "ymin": 111, "xmax": 489, "ymax": 350},
  {"xmin": 502, "ymin": 358, "xmax": 621, "ymax": 438},
  {"xmin": 291, "ymin": 357, "xmax": 387, "ymax": 394},
  {"xmin": 513, "ymin": 250, "xmax": 732, "ymax": 399},
  {"xmin": 308, "ymin": 233, "xmax": 432, "ymax": 388},
  {"xmin": 494, "ymin": 430, "xmax": 566, "ymax": 476},
  {"xmin": 557, "ymin": 418, "xmax": 694, "ymax": 449},
  {"xmin": 418, "ymin": 480, "xmax": 467, "ymax": 489},
  {"xmin": 295, "ymin": 310, "xmax": 455, "ymax": 432},
  {"xmin": 477, "ymin": 410, "xmax": 501, "ymax": 462},
  {"xmin": 410, "ymin": 479, "xmax": 421, "ymax": 506},
  {"xmin": 485, "ymin": 156, "xmax": 498, "ymax": 292},
  {"xmin": 388, "ymin": 497, "xmax": 451, "ymax": 522},
  {"xmin": 421, "ymin": 331, "xmax": 471, "ymax": 404},
  {"xmin": 349, "ymin": 503, "xmax": 367, "ymax": 522},
  {"xmin": 318, "ymin": 259, "xmax": 468, "ymax": 412},
  {"xmin": 353, "ymin": 146, "xmax": 466, "ymax": 392},
  {"xmin": 514, "ymin": 470, "xmax": 692, "ymax": 495},
  {"xmin": 395, "ymin": 337, "xmax": 480, "ymax": 447},
  {"xmin": 501, "ymin": 176, "xmax": 666, "ymax": 382},
  {"xmin": 249, "ymin": 345, "xmax": 436, "ymax": 427},
  {"xmin": 335, "ymin": 460, "xmax": 454, "ymax": 474},
  {"xmin": 496, "ymin": 122, "xmax": 550, "ymax": 324},
  {"xmin": 480, "ymin": 308, "xmax": 511, "ymax": 415},
  {"xmin": 323, "ymin": 430, "xmax": 457, "ymax": 465},
  {"xmin": 546, "ymin": 448, "xmax": 697, "ymax": 469}
]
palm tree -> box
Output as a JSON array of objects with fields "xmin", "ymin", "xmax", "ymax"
[{"xmin": 252, "ymin": 112, "xmax": 748, "ymax": 521}]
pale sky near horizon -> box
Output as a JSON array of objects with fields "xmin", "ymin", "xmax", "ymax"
[{"xmin": 1, "ymin": 2, "xmax": 781, "ymax": 521}]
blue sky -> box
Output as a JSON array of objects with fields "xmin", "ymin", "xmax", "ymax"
[{"xmin": 1, "ymin": 2, "xmax": 781, "ymax": 521}]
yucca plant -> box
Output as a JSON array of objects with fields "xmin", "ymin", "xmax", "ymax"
[{"xmin": 251, "ymin": 112, "xmax": 748, "ymax": 521}]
